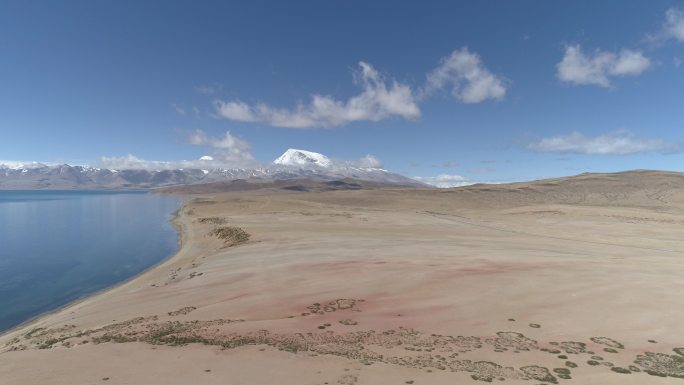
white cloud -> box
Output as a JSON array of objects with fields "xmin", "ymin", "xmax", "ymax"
[
  {"xmin": 529, "ymin": 131, "xmax": 678, "ymax": 155},
  {"xmin": 610, "ymin": 50, "xmax": 652, "ymax": 76},
  {"xmin": 423, "ymin": 48, "xmax": 507, "ymax": 103},
  {"xmin": 413, "ymin": 174, "xmax": 470, "ymax": 188},
  {"xmin": 355, "ymin": 154, "xmax": 383, "ymax": 169},
  {"xmin": 215, "ymin": 62, "xmax": 420, "ymax": 128},
  {"xmin": 412, "ymin": 174, "xmax": 504, "ymax": 188},
  {"xmin": 186, "ymin": 130, "xmax": 257, "ymax": 166},
  {"xmin": 215, "ymin": 101, "xmax": 256, "ymax": 122},
  {"xmin": 312, "ymin": 154, "xmax": 385, "ymax": 170},
  {"xmin": 0, "ymin": 160, "xmax": 51, "ymax": 169},
  {"xmin": 98, "ymin": 155, "xmax": 182, "ymax": 170},
  {"xmin": 556, "ymin": 45, "xmax": 651, "ymax": 87},
  {"xmin": 213, "ymin": 48, "xmax": 506, "ymax": 128},
  {"xmin": 188, "ymin": 130, "xmax": 249, "ymax": 150},
  {"xmin": 99, "ymin": 130, "xmax": 258, "ymax": 170},
  {"xmin": 663, "ymin": 7, "xmax": 684, "ymax": 42}
]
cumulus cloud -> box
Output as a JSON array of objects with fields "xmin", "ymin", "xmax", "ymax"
[
  {"xmin": 189, "ymin": 129, "xmax": 257, "ymax": 165},
  {"xmin": 98, "ymin": 130, "xmax": 258, "ymax": 170},
  {"xmin": 215, "ymin": 101, "xmax": 256, "ymax": 122},
  {"xmin": 423, "ymin": 48, "xmax": 507, "ymax": 103},
  {"xmin": 556, "ymin": 45, "xmax": 651, "ymax": 87},
  {"xmin": 213, "ymin": 49, "xmax": 506, "ymax": 128},
  {"xmin": 215, "ymin": 62, "xmax": 420, "ymax": 128},
  {"xmin": 528, "ymin": 131, "xmax": 679, "ymax": 155}
]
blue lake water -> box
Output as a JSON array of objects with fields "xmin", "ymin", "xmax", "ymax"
[{"xmin": 0, "ymin": 191, "xmax": 182, "ymax": 332}]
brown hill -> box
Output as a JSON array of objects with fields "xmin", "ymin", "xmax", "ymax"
[{"xmin": 437, "ymin": 170, "xmax": 684, "ymax": 209}]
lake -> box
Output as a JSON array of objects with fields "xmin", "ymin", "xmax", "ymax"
[{"xmin": 0, "ymin": 191, "xmax": 182, "ymax": 333}]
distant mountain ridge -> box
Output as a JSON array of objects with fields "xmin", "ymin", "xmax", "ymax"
[
  {"xmin": 0, "ymin": 149, "xmax": 422, "ymax": 189},
  {"xmin": 155, "ymin": 177, "xmax": 420, "ymax": 194}
]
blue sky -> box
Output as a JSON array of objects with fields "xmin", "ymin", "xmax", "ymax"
[{"xmin": 1, "ymin": 1, "xmax": 684, "ymax": 186}]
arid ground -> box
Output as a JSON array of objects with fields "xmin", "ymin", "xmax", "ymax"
[{"xmin": 3, "ymin": 171, "xmax": 684, "ymax": 385}]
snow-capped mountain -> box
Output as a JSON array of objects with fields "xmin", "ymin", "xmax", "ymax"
[
  {"xmin": 273, "ymin": 149, "xmax": 332, "ymax": 168},
  {"xmin": 0, "ymin": 150, "xmax": 423, "ymax": 189}
]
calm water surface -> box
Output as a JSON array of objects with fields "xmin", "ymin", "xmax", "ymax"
[{"xmin": 0, "ymin": 191, "xmax": 182, "ymax": 332}]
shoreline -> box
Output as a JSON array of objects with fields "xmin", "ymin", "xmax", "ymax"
[{"xmin": 0, "ymin": 196, "xmax": 190, "ymax": 338}]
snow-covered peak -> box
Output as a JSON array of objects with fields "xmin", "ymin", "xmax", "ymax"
[{"xmin": 273, "ymin": 149, "xmax": 332, "ymax": 168}]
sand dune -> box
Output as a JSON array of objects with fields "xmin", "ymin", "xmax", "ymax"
[{"xmin": 3, "ymin": 170, "xmax": 684, "ymax": 384}]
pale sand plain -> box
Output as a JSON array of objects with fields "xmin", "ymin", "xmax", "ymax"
[{"xmin": 2, "ymin": 171, "xmax": 684, "ymax": 384}]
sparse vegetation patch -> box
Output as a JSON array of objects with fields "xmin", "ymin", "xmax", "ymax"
[
  {"xmin": 197, "ymin": 217, "xmax": 227, "ymax": 225},
  {"xmin": 209, "ymin": 226, "xmax": 250, "ymax": 246},
  {"xmin": 611, "ymin": 367, "xmax": 632, "ymax": 374},
  {"xmin": 634, "ymin": 352, "xmax": 684, "ymax": 378},
  {"xmin": 168, "ymin": 306, "xmax": 197, "ymax": 316},
  {"xmin": 10, "ymin": 309, "xmax": 684, "ymax": 383},
  {"xmin": 520, "ymin": 366, "xmax": 557, "ymax": 384},
  {"xmin": 591, "ymin": 336, "xmax": 624, "ymax": 349}
]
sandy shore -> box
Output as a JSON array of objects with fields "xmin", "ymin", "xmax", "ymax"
[{"xmin": 3, "ymin": 180, "xmax": 684, "ymax": 384}]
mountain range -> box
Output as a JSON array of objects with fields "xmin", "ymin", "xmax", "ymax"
[{"xmin": 0, "ymin": 149, "xmax": 423, "ymax": 189}]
